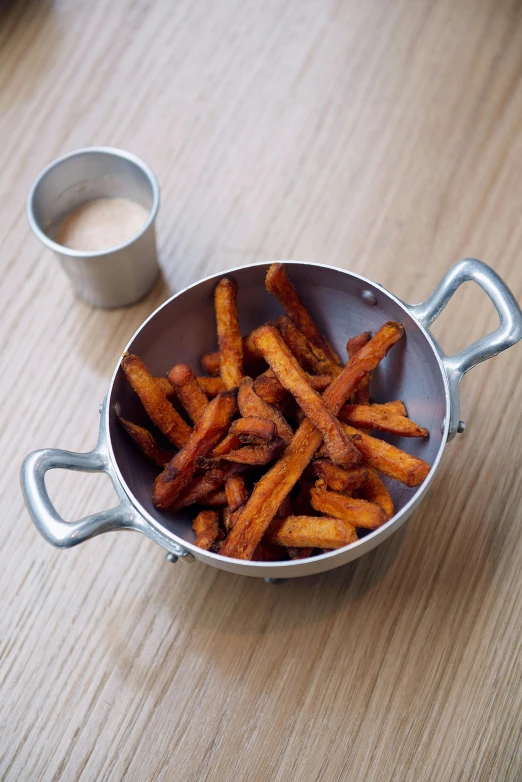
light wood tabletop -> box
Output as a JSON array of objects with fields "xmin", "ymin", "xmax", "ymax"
[{"xmin": 2, "ymin": 0, "xmax": 522, "ymax": 779}]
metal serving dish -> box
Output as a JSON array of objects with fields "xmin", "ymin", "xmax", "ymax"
[{"xmin": 21, "ymin": 259, "xmax": 522, "ymax": 578}]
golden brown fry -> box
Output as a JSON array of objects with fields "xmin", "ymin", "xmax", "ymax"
[
  {"xmin": 229, "ymin": 416, "xmax": 277, "ymax": 443},
  {"xmin": 338, "ymin": 404, "xmax": 428, "ymax": 437},
  {"xmin": 238, "ymin": 377, "xmax": 294, "ymax": 445},
  {"xmin": 215, "ymin": 277, "xmax": 243, "ymax": 388},
  {"xmin": 225, "ymin": 475, "xmax": 249, "ymax": 512},
  {"xmin": 287, "ymin": 546, "xmax": 314, "ymax": 559},
  {"xmin": 309, "ymin": 460, "xmax": 368, "ymax": 493},
  {"xmin": 153, "ymin": 390, "xmax": 237, "ymax": 509},
  {"xmin": 200, "ymin": 333, "xmax": 262, "ymax": 377},
  {"xmin": 193, "ymin": 510, "xmax": 220, "ymax": 550},
  {"xmin": 155, "ymin": 376, "xmax": 177, "ymax": 400},
  {"xmin": 340, "ymin": 423, "xmax": 430, "ymax": 487},
  {"xmin": 221, "ymin": 322, "xmax": 404, "ymax": 559},
  {"xmin": 210, "ymin": 432, "xmax": 242, "ymax": 457},
  {"xmin": 373, "ymin": 400, "xmax": 407, "ymax": 416},
  {"xmin": 199, "ymin": 437, "xmax": 285, "ymax": 468},
  {"xmin": 347, "ymin": 332, "xmax": 372, "ymax": 405},
  {"xmin": 253, "ymin": 372, "xmax": 333, "ymax": 405},
  {"xmin": 199, "ymin": 489, "xmax": 228, "ymax": 508},
  {"xmin": 265, "ymin": 263, "xmax": 342, "ymax": 365},
  {"xmin": 118, "ymin": 418, "xmax": 174, "ymax": 467},
  {"xmin": 267, "ymin": 515, "xmax": 357, "ymax": 548},
  {"xmin": 173, "ymin": 464, "xmax": 245, "ymax": 511},
  {"xmin": 277, "ymin": 315, "xmax": 341, "ymax": 377},
  {"xmin": 253, "ymin": 325, "xmax": 359, "ymax": 467},
  {"xmin": 167, "ymin": 363, "xmax": 209, "ymax": 424},
  {"xmin": 362, "ymin": 468, "xmax": 394, "ymax": 520},
  {"xmin": 121, "ymin": 354, "xmax": 192, "ymax": 448},
  {"xmin": 196, "ymin": 376, "xmax": 226, "ymax": 397},
  {"xmin": 310, "ymin": 487, "xmax": 386, "ymax": 529}
]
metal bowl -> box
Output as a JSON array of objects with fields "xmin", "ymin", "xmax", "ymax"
[{"xmin": 21, "ymin": 259, "xmax": 522, "ymax": 578}]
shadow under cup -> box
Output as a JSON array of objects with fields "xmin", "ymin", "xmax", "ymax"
[{"xmin": 26, "ymin": 146, "xmax": 160, "ymax": 308}]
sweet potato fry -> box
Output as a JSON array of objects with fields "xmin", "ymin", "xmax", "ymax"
[
  {"xmin": 310, "ymin": 487, "xmax": 386, "ymax": 529},
  {"xmin": 267, "ymin": 516, "xmax": 357, "ymax": 548},
  {"xmin": 199, "ymin": 437, "xmax": 285, "ymax": 468},
  {"xmin": 277, "ymin": 315, "xmax": 341, "ymax": 377},
  {"xmin": 198, "ymin": 489, "xmax": 228, "ymax": 507},
  {"xmin": 167, "ymin": 363, "xmax": 209, "ymax": 424},
  {"xmin": 309, "ymin": 460, "xmax": 368, "ymax": 493},
  {"xmin": 153, "ymin": 390, "xmax": 237, "ymax": 509},
  {"xmin": 121, "ymin": 354, "xmax": 192, "ymax": 448},
  {"xmin": 193, "ymin": 510, "xmax": 220, "ymax": 550},
  {"xmin": 340, "ymin": 423, "xmax": 431, "ymax": 487},
  {"xmin": 253, "ymin": 371, "xmax": 333, "ymax": 405},
  {"xmin": 118, "ymin": 418, "xmax": 174, "ymax": 467},
  {"xmin": 155, "ymin": 376, "xmax": 177, "ymax": 400},
  {"xmin": 347, "ymin": 332, "xmax": 372, "ymax": 405},
  {"xmin": 265, "ymin": 263, "xmax": 342, "ymax": 365},
  {"xmin": 338, "ymin": 404, "xmax": 428, "ymax": 437},
  {"xmin": 196, "ymin": 376, "xmax": 226, "ymax": 397},
  {"xmin": 225, "ymin": 475, "xmax": 249, "ymax": 512},
  {"xmin": 214, "ymin": 277, "xmax": 243, "ymax": 388},
  {"xmin": 229, "ymin": 416, "xmax": 277, "ymax": 443},
  {"xmin": 171, "ymin": 464, "xmax": 245, "ymax": 511},
  {"xmin": 362, "ymin": 468, "xmax": 394, "ymax": 520},
  {"xmin": 373, "ymin": 400, "xmax": 407, "ymax": 416},
  {"xmin": 221, "ymin": 323, "xmax": 404, "ymax": 559},
  {"xmin": 200, "ymin": 333, "xmax": 262, "ymax": 376},
  {"xmin": 238, "ymin": 377, "xmax": 294, "ymax": 444},
  {"xmin": 287, "ymin": 546, "xmax": 314, "ymax": 559},
  {"xmin": 210, "ymin": 432, "xmax": 242, "ymax": 457},
  {"xmin": 253, "ymin": 325, "xmax": 359, "ymax": 467}
]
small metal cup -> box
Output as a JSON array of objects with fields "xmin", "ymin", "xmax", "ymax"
[{"xmin": 27, "ymin": 146, "xmax": 161, "ymax": 308}]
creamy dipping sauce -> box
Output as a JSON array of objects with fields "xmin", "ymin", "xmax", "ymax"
[{"xmin": 54, "ymin": 197, "xmax": 149, "ymax": 252}]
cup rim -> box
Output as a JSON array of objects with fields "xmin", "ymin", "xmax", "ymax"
[{"xmin": 26, "ymin": 146, "xmax": 160, "ymax": 258}]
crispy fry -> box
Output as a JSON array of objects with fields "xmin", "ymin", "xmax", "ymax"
[
  {"xmin": 362, "ymin": 468, "xmax": 394, "ymax": 520},
  {"xmin": 238, "ymin": 377, "xmax": 294, "ymax": 445},
  {"xmin": 347, "ymin": 332, "xmax": 372, "ymax": 404},
  {"xmin": 338, "ymin": 404, "xmax": 428, "ymax": 437},
  {"xmin": 267, "ymin": 515, "xmax": 357, "ymax": 548},
  {"xmin": 309, "ymin": 460, "xmax": 368, "ymax": 493},
  {"xmin": 121, "ymin": 354, "xmax": 192, "ymax": 448},
  {"xmin": 214, "ymin": 277, "xmax": 243, "ymax": 388},
  {"xmin": 167, "ymin": 363, "xmax": 209, "ymax": 424},
  {"xmin": 253, "ymin": 325, "xmax": 359, "ymax": 467},
  {"xmin": 153, "ymin": 390, "xmax": 237, "ymax": 509},
  {"xmin": 172, "ymin": 464, "xmax": 245, "ymax": 511},
  {"xmin": 265, "ymin": 263, "xmax": 342, "ymax": 365},
  {"xmin": 199, "ymin": 489, "xmax": 228, "ymax": 507},
  {"xmin": 340, "ymin": 423, "xmax": 430, "ymax": 487},
  {"xmin": 225, "ymin": 476, "xmax": 249, "ymax": 512},
  {"xmin": 193, "ymin": 510, "xmax": 220, "ymax": 550},
  {"xmin": 221, "ymin": 323, "xmax": 403, "ymax": 559},
  {"xmin": 155, "ymin": 376, "xmax": 177, "ymax": 400},
  {"xmin": 277, "ymin": 315, "xmax": 341, "ymax": 376},
  {"xmin": 196, "ymin": 376, "xmax": 226, "ymax": 397},
  {"xmin": 201, "ymin": 333, "xmax": 262, "ymax": 376},
  {"xmin": 118, "ymin": 418, "xmax": 174, "ymax": 467},
  {"xmin": 373, "ymin": 400, "xmax": 407, "ymax": 416},
  {"xmin": 287, "ymin": 546, "xmax": 314, "ymax": 559},
  {"xmin": 310, "ymin": 487, "xmax": 386, "ymax": 529},
  {"xmin": 229, "ymin": 416, "xmax": 277, "ymax": 443},
  {"xmin": 198, "ymin": 437, "xmax": 285, "ymax": 468},
  {"xmin": 253, "ymin": 371, "xmax": 333, "ymax": 405},
  {"xmin": 210, "ymin": 432, "xmax": 242, "ymax": 457}
]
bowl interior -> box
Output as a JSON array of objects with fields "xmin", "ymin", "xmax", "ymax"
[{"xmin": 108, "ymin": 262, "xmax": 447, "ymax": 549}]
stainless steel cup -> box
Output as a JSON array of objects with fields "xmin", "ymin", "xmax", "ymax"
[{"xmin": 26, "ymin": 147, "xmax": 161, "ymax": 308}]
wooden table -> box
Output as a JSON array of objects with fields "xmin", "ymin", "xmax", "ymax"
[{"xmin": 2, "ymin": 0, "xmax": 522, "ymax": 779}]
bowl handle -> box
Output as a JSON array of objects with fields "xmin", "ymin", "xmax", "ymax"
[
  {"xmin": 20, "ymin": 397, "xmax": 191, "ymax": 560},
  {"xmin": 405, "ymin": 258, "xmax": 522, "ymax": 438}
]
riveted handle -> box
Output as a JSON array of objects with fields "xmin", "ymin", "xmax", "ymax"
[{"xmin": 406, "ymin": 258, "xmax": 522, "ymax": 438}]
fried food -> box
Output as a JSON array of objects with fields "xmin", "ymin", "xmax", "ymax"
[
  {"xmin": 229, "ymin": 416, "xmax": 277, "ymax": 443},
  {"xmin": 309, "ymin": 460, "xmax": 368, "ymax": 493},
  {"xmin": 361, "ymin": 468, "xmax": 394, "ymax": 520},
  {"xmin": 193, "ymin": 510, "xmax": 220, "ymax": 550},
  {"xmin": 225, "ymin": 476, "xmax": 249, "ymax": 512},
  {"xmin": 277, "ymin": 315, "xmax": 341, "ymax": 377},
  {"xmin": 253, "ymin": 371, "xmax": 333, "ymax": 405},
  {"xmin": 121, "ymin": 354, "xmax": 192, "ymax": 447},
  {"xmin": 200, "ymin": 333, "xmax": 262, "ymax": 376},
  {"xmin": 338, "ymin": 404, "xmax": 428, "ymax": 437},
  {"xmin": 167, "ymin": 363, "xmax": 209, "ymax": 423},
  {"xmin": 267, "ymin": 515, "xmax": 358, "ymax": 548},
  {"xmin": 238, "ymin": 376, "xmax": 294, "ymax": 444},
  {"xmin": 347, "ymin": 331, "xmax": 372, "ymax": 404},
  {"xmin": 118, "ymin": 418, "xmax": 174, "ymax": 467},
  {"xmin": 214, "ymin": 277, "xmax": 243, "ymax": 388},
  {"xmin": 310, "ymin": 487, "xmax": 386, "ymax": 529}
]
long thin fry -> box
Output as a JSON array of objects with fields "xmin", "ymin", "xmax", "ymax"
[
  {"xmin": 310, "ymin": 487, "xmax": 386, "ymax": 529},
  {"xmin": 172, "ymin": 464, "xmax": 245, "ymax": 511},
  {"xmin": 277, "ymin": 315, "xmax": 341, "ymax": 377},
  {"xmin": 198, "ymin": 489, "xmax": 228, "ymax": 507},
  {"xmin": 267, "ymin": 516, "xmax": 357, "ymax": 548},
  {"xmin": 193, "ymin": 510, "xmax": 220, "ymax": 550},
  {"xmin": 253, "ymin": 371, "xmax": 333, "ymax": 405},
  {"xmin": 341, "ymin": 423, "xmax": 430, "ymax": 487},
  {"xmin": 361, "ymin": 468, "xmax": 394, "ymax": 520},
  {"xmin": 196, "ymin": 376, "xmax": 226, "ymax": 397},
  {"xmin": 309, "ymin": 460, "xmax": 368, "ymax": 493},
  {"xmin": 155, "ymin": 376, "xmax": 177, "ymax": 400},
  {"xmin": 220, "ymin": 321, "xmax": 404, "ymax": 559},
  {"xmin": 118, "ymin": 418, "xmax": 174, "ymax": 466},
  {"xmin": 167, "ymin": 363, "xmax": 209, "ymax": 423},
  {"xmin": 229, "ymin": 416, "xmax": 277, "ymax": 443},
  {"xmin": 153, "ymin": 390, "xmax": 237, "ymax": 509},
  {"xmin": 253, "ymin": 325, "xmax": 359, "ymax": 467},
  {"xmin": 201, "ymin": 333, "xmax": 262, "ymax": 376},
  {"xmin": 121, "ymin": 354, "xmax": 192, "ymax": 448},
  {"xmin": 215, "ymin": 277, "xmax": 243, "ymax": 388},
  {"xmin": 238, "ymin": 377, "xmax": 294, "ymax": 444},
  {"xmin": 225, "ymin": 476, "xmax": 249, "ymax": 512},
  {"xmin": 265, "ymin": 263, "xmax": 342, "ymax": 364},
  {"xmin": 347, "ymin": 332, "xmax": 372, "ymax": 404},
  {"xmin": 338, "ymin": 404, "xmax": 428, "ymax": 437},
  {"xmin": 198, "ymin": 437, "xmax": 285, "ymax": 468}
]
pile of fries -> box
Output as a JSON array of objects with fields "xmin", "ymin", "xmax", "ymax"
[{"xmin": 119, "ymin": 263, "xmax": 430, "ymax": 561}]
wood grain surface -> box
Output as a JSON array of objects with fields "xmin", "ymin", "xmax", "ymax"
[{"xmin": 1, "ymin": 0, "xmax": 522, "ymax": 779}]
